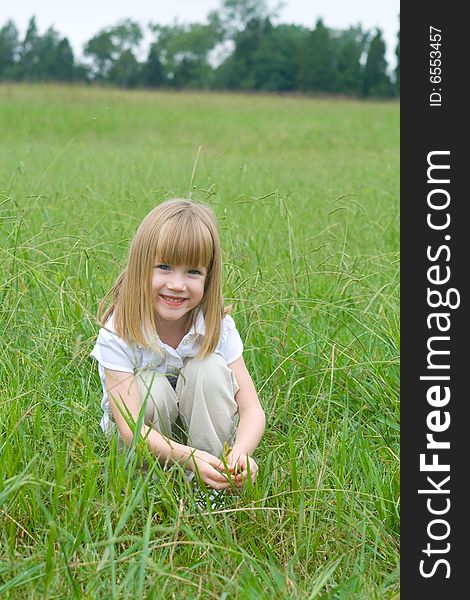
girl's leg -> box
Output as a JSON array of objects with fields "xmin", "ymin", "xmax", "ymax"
[
  {"xmin": 177, "ymin": 354, "xmax": 239, "ymax": 457},
  {"xmin": 115, "ymin": 371, "xmax": 180, "ymax": 482},
  {"xmin": 136, "ymin": 370, "xmax": 179, "ymax": 438}
]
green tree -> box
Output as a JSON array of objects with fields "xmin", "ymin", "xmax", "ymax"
[
  {"xmin": 108, "ymin": 49, "xmax": 141, "ymax": 87},
  {"xmin": 111, "ymin": 20, "xmax": 143, "ymax": 53},
  {"xmin": 172, "ymin": 57, "xmax": 205, "ymax": 88},
  {"xmin": 334, "ymin": 26, "xmax": 367, "ymax": 95},
  {"xmin": 24, "ymin": 26, "xmax": 75, "ymax": 81},
  {"xmin": 18, "ymin": 16, "xmax": 41, "ymax": 80},
  {"xmin": 84, "ymin": 30, "xmax": 115, "ymax": 79},
  {"xmin": 33, "ymin": 26, "xmax": 61, "ymax": 80},
  {"xmin": 52, "ymin": 38, "xmax": 76, "ymax": 81},
  {"xmin": 3, "ymin": 18, "xmax": 77, "ymax": 82},
  {"xmin": 209, "ymin": 0, "xmax": 278, "ymax": 39},
  {"xmin": 363, "ymin": 29, "xmax": 392, "ymax": 97},
  {"xmin": 0, "ymin": 20, "xmax": 19, "ymax": 80},
  {"xmin": 84, "ymin": 19, "xmax": 143, "ymax": 81},
  {"xmin": 297, "ymin": 19, "xmax": 336, "ymax": 93},
  {"xmin": 250, "ymin": 24, "xmax": 307, "ymax": 91},
  {"xmin": 142, "ymin": 45, "xmax": 166, "ymax": 87},
  {"xmin": 213, "ymin": 17, "xmax": 272, "ymax": 89},
  {"xmin": 148, "ymin": 20, "xmax": 222, "ymax": 88}
]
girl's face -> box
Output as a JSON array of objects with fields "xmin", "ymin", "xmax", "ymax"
[{"xmin": 152, "ymin": 261, "xmax": 207, "ymax": 325}]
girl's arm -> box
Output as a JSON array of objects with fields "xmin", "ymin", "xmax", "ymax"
[
  {"xmin": 227, "ymin": 356, "xmax": 265, "ymax": 475},
  {"xmin": 103, "ymin": 368, "xmax": 232, "ymax": 489}
]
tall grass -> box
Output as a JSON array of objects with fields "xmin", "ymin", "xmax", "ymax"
[{"xmin": 0, "ymin": 84, "xmax": 399, "ymax": 598}]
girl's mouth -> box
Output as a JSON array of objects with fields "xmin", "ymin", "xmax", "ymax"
[{"xmin": 159, "ymin": 294, "xmax": 187, "ymax": 305}]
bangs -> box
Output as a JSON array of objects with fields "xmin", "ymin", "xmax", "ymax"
[{"xmin": 155, "ymin": 212, "xmax": 214, "ymax": 268}]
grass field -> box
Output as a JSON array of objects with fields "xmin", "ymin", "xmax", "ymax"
[{"xmin": 0, "ymin": 84, "xmax": 399, "ymax": 598}]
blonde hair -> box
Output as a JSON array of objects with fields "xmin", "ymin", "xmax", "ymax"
[{"xmin": 98, "ymin": 198, "xmax": 224, "ymax": 358}]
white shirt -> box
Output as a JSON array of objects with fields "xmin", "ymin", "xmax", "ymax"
[{"xmin": 90, "ymin": 312, "xmax": 243, "ymax": 434}]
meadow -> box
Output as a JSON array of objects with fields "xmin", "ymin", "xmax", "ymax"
[{"xmin": 0, "ymin": 84, "xmax": 399, "ymax": 598}]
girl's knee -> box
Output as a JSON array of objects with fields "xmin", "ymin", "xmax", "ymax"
[
  {"xmin": 183, "ymin": 353, "xmax": 225, "ymax": 373},
  {"xmin": 180, "ymin": 354, "xmax": 239, "ymax": 396}
]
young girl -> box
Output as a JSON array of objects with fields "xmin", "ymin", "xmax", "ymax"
[{"xmin": 90, "ymin": 199, "xmax": 265, "ymax": 490}]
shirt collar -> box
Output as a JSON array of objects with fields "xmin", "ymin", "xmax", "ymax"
[{"xmin": 151, "ymin": 311, "xmax": 206, "ymax": 349}]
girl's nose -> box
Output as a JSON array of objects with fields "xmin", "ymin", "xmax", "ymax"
[{"xmin": 168, "ymin": 273, "xmax": 186, "ymax": 290}]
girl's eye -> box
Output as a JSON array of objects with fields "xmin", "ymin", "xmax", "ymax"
[
  {"xmin": 188, "ymin": 269, "xmax": 203, "ymax": 275},
  {"xmin": 155, "ymin": 264, "xmax": 170, "ymax": 271}
]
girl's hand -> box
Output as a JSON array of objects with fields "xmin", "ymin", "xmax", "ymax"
[
  {"xmin": 188, "ymin": 449, "xmax": 232, "ymax": 490},
  {"xmin": 226, "ymin": 446, "xmax": 258, "ymax": 487}
]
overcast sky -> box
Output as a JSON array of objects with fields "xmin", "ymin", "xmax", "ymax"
[{"xmin": 1, "ymin": 1, "xmax": 400, "ymax": 68}]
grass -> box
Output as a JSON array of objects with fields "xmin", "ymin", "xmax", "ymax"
[{"xmin": 0, "ymin": 83, "xmax": 399, "ymax": 598}]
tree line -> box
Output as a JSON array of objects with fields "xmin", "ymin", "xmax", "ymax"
[{"xmin": 0, "ymin": 1, "xmax": 400, "ymax": 97}]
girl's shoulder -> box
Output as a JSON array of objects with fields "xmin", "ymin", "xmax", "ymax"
[
  {"xmin": 221, "ymin": 312, "xmax": 237, "ymax": 330},
  {"xmin": 98, "ymin": 314, "xmax": 123, "ymax": 343},
  {"xmin": 220, "ymin": 312, "xmax": 243, "ymax": 341},
  {"xmin": 91, "ymin": 313, "xmax": 149, "ymax": 373},
  {"xmin": 218, "ymin": 313, "xmax": 243, "ymax": 364},
  {"xmin": 99, "ymin": 314, "xmax": 144, "ymax": 348}
]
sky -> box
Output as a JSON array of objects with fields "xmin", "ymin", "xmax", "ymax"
[{"xmin": 1, "ymin": 1, "xmax": 400, "ymax": 69}]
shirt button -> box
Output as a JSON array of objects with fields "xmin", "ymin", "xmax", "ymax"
[{"xmin": 184, "ymin": 340, "xmax": 189, "ymax": 345}]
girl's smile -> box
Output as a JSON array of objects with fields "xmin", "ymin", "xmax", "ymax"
[{"xmin": 159, "ymin": 294, "xmax": 188, "ymax": 305}]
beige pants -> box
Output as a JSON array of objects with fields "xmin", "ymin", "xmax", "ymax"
[{"xmin": 137, "ymin": 353, "xmax": 239, "ymax": 458}]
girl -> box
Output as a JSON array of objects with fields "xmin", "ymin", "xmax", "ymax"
[{"xmin": 91, "ymin": 199, "xmax": 265, "ymax": 490}]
